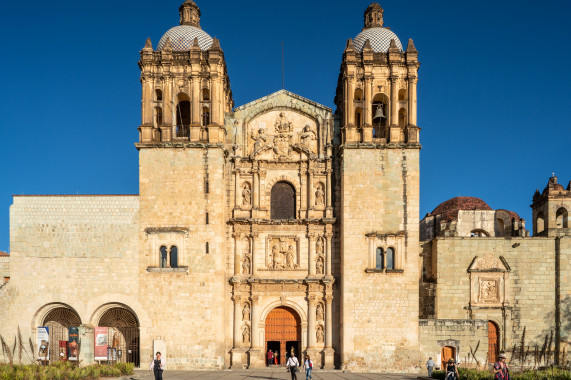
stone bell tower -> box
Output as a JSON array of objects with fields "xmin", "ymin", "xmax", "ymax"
[
  {"xmin": 135, "ymin": 0, "xmax": 233, "ymax": 367},
  {"xmin": 531, "ymin": 175, "xmax": 571, "ymax": 236},
  {"xmin": 334, "ymin": 3, "xmax": 421, "ymax": 371}
]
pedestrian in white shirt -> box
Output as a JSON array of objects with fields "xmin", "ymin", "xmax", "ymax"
[{"xmin": 286, "ymin": 354, "xmax": 300, "ymax": 380}]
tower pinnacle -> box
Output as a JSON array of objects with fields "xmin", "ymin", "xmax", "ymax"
[
  {"xmin": 179, "ymin": 0, "xmax": 201, "ymax": 28},
  {"xmin": 364, "ymin": 3, "xmax": 384, "ymax": 29}
]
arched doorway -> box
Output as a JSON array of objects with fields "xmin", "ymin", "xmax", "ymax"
[
  {"xmin": 42, "ymin": 307, "xmax": 81, "ymax": 362},
  {"xmin": 441, "ymin": 346, "xmax": 455, "ymax": 370},
  {"xmin": 99, "ymin": 307, "xmax": 140, "ymax": 367},
  {"xmin": 265, "ymin": 307, "xmax": 301, "ymax": 365},
  {"xmin": 488, "ymin": 321, "xmax": 500, "ymax": 363}
]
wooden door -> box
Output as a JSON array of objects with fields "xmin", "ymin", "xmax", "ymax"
[
  {"xmin": 441, "ymin": 346, "xmax": 455, "ymax": 370},
  {"xmin": 488, "ymin": 321, "xmax": 499, "ymax": 363},
  {"xmin": 265, "ymin": 307, "xmax": 301, "ymax": 365}
]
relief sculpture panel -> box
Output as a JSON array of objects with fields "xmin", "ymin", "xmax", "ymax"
[
  {"xmin": 265, "ymin": 236, "xmax": 300, "ymax": 270},
  {"xmin": 248, "ymin": 110, "xmax": 318, "ymax": 161}
]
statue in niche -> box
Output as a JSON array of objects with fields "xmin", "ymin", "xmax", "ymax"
[
  {"xmin": 315, "ymin": 183, "xmax": 325, "ymax": 206},
  {"xmin": 251, "ymin": 128, "xmax": 269, "ymax": 156},
  {"xmin": 300, "ymin": 124, "xmax": 317, "ymax": 150},
  {"xmin": 271, "ymin": 244, "xmax": 282, "ymax": 268},
  {"xmin": 242, "ymin": 326, "xmax": 250, "ymax": 344},
  {"xmin": 242, "ymin": 303, "xmax": 250, "ymax": 321},
  {"xmin": 316, "ymin": 304, "xmax": 324, "ymax": 321},
  {"xmin": 242, "ymin": 183, "xmax": 251, "ymax": 206},
  {"xmin": 316, "ymin": 325, "xmax": 324, "ymax": 343},
  {"xmin": 242, "ymin": 256, "xmax": 250, "ymax": 275},
  {"xmin": 316, "ymin": 238, "xmax": 324, "ymax": 256},
  {"xmin": 479, "ymin": 280, "xmax": 498, "ymax": 302},
  {"xmin": 286, "ymin": 245, "xmax": 295, "ymax": 267},
  {"xmin": 316, "ymin": 256, "xmax": 324, "ymax": 275}
]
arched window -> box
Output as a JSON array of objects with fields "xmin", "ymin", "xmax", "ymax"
[
  {"xmin": 355, "ymin": 108, "xmax": 363, "ymax": 127},
  {"xmin": 398, "ymin": 107, "xmax": 406, "ymax": 128},
  {"xmin": 271, "ymin": 181, "xmax": 296, "ymax": 219},
  {"xmin": 496, "ymin": 218, "xmax": 505, "ymax": 236},
  {"xmin": 536, "ymin": 212, "xmax": 545, "ymax": 234},
  {"xmin": 354, "ymin": 88, "xmax": 363, "ymax": 101},
  {"xmin": 154, "ymin": 106, "xmax": 163, "ymax": 128},
  {"xmin": 556, "ymin": 208, "xmax": 568, "ymax": 228},
  {"xmin": 170, "ymin": 246, "xmax": 178, "ymax": 268},
  {"xmin": 155, "ymin": 89, "xmax": 163, "ymax": 101},
  {"xmin": 375, "ymin": 248, "xmax": 384, "ymax": 269},
  {"xmin": 202, "ymin": 107, "xmax": 210, "ymax": 127},
  {"xmin": 176, "ymin": 93, "xmax": 191, "ymax": 137},
  {"xmin": 159, "ymin": 246, "xmax": 168, "ymax": 268},
  {"xmin": 470, "ymin": 229, "xmax": 490, "ymax": 237},
  {"xmin": 372, "ymin": 93, "xmax": 389, "ymax": 139},
  {"xmin": 386, "ymin": 247, "xmax": 395, "ymax": 269},
  {"xmin": 398, "ymin": 89, "xmax": 406, "ymax": 101},
  {"xmin": 202, "ymin": 88, "xmax": 210, "ymax": 101}
]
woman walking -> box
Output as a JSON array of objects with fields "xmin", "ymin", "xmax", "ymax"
[{"xmin": 303, "ymin": 354, "xmax": 313, "ymax": 380}]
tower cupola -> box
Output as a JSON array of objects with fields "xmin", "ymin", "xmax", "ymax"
[
  {"xmin": 179, "ymin": 0, "xmax": 201, "ymax": 28},
  {"xmin": 364, "ymin": 3, "xmax": 384, "ymax": 29}
]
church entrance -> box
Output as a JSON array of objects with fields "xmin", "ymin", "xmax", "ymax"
[{"xmin": 265, "ymin": 307, "xmax": 301, "ymax": 365}]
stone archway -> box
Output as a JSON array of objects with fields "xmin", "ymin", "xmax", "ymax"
[
  {"xmin": 98, "ymin": 307, "xmax": 140, "ymax": 367},
  {"xmin": 42, "ymin": 307, "xmax": 82, "ymax": 362},
  {"xmin": 265, "ymin": 307, "xmax": 301, "ymax": 365}
]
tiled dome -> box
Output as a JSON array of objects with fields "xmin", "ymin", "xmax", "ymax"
[
  {"xmin": 157, "ymin": 25, "xmax": 213, "ymax": 51},
  {"xmin": 431, "ymin": 196, "xmax": 492, "ymax": 221},
  {"xmin": 353, "ymin": 27, "xmax": 402, "ymax": 53}
]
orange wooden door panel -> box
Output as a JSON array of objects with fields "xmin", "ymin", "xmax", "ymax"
[
  {"xmin": 265, "ymin": 307, "xmax": 301, "ymax": 365},
  {"xmin": 442, "ymin": 346, "xmax": 455, "ymax": 370},
  {"xmin": 488, "ymin": 321, "xmax": 499, "ymax": 363}
]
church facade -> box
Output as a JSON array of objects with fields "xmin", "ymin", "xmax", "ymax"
[{"xmin": 0, "ymin": 0, "xmax": 569, "ymax": 373}]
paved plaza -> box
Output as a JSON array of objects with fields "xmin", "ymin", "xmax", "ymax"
[{"xmin": 128, "ymin": 369, "xmax": 422, "ymax": 380}]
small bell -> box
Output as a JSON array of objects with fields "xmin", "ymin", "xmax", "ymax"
[{"xmin": 373, "ymin": 105, "xmax": 385, "ymax": 121}]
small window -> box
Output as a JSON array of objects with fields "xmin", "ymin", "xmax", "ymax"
[
  {"xmin": 206, "ymin": 213, "xmax": 209, "ymax": 224},
  {"xmin": 160, "ymin": 246, "xmax": 168, "ymax": 268},
  {"xmin": 170, "ymin": 246, "xmax": 178, "ymax": 268},
  {"xmin": 205, "ymin": 181, "xmax": 209, "ymax": 193},
  {"xmin": 386, "ymin": 247, "xmax": 395, "ymax": 269},
  {"xmin": 536, "ymin": 212, "xmax": 545, "ymax": 234},
  {"xmin": 556, "ymin": 208, "xmax": 568, "ymax": 228},
  {"xmin": 375, "ymin": 248, "xmax": 384, "ymax": 269},
  {"xmin": 202, "ymin": 107, "xmax": 210, "ymax": 127},
  {"xmin": 271, "ymin": 182, "xmax": 296, "ymax": 219},
  {"xmin": 155, "ymin": 106, "xmax": 163, "ymax": 128},
  {"xmin": 202, "ymin": 88, "xmax": 210, "ymax": 101},
  {"xmin": 155, "ymin": 89, "xmax": 163, "ymax": 101},
  {"xmin": 206, "ymin": 242, "xmax": 209, "ymax": 254}
]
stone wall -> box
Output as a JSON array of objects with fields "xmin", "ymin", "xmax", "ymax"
[
  {"xmin": 558, "ymin": 236, "xmax": 571, "ymax": 363},
  {"xmin": 0, "ymin": 254, "xmax": 8, "ymax": 281},
  {"xmin": 339, "ymin": 147, "xmax": 420, "ymax": 371},
  {"xmin": 0, "ymin": 195, "xmax": 140, "ymax": 363},
  {"xmin": 419, "ymin": 319, "xmax": 488, "ymax": 369},
  {"xmin": 138, "ymin": 147, "xmax": 228, "ymax": 369}
]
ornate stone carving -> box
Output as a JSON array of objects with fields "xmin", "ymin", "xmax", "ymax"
[
  {"xmin": 316, "ymin": 303, "xmax": 324, "ymax": 321},
  {"xmin": 250, "ymin": 128, "xmax": 270, "ymax": 157},
  {"xmin": 241, "ymin": 256, "xmax": 251, "ymax": 275},
  {"xmin": 316, "ymin": 237, "xmax": 324, "ymax": 256},
  {"xmin": 316, "ymin": 256, "xmax": 324, "ymax": 275},
  {"xmin": 274, "ymin": 112, "xmax": 293, "ymax": 133},
  {"xmin": 316, "ymin": 325, "xmax": 324, "ymax": 343},
  {"xmin": 242, "ymin": 303, "xmax": 250, "ymax": 321},
  {"xmin": 242, "ymin": 325, "xmax": 250, "ymax": 344},
  {"xmin": 315, "ymin": 183, "xmax": 325, "ymax": 206},
  {"xmin": 267, "ymin": 237, "xmax": 299, "ymax": 269},
  {"xmin": 300, "ymin": 124, "xmax": 317, "ymax": 152},
  {"xmin": 479, "ymin": 279, "xmax": 500, "ymax": 303}
]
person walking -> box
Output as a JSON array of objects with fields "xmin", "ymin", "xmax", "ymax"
[
  {"xmin": 303, "ymin": 354, "xmax": 313, "ymax": 380},
  {"xmin": 286, "ymin": 352, "xmax": 300, "ymax": 380},
  {"xmin": 149, "ymin": 352, "xmax": 165, "ymax": 380},
  {"xmin": 494, "ymin": 353, "xmax": 511, "ymax": 380},
  {"xmin": 426, "ymin": 356, "xmax": 435, "ymax": 377},
  {"xmin": 267, "ymin": 349, "xmax": 274, "ymax": 366},
  {"xmin": 445, "ymin": 358, "xmax": 458, "ymax": 380}
]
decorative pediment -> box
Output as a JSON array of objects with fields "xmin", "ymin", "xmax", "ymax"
[{"xmin": 468, "ymin": 252, "xmax": 510, "ymax": 273}]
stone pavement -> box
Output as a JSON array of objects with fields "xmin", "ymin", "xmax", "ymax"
[{"xmin": 126, "ymin": 369, "xmax": 421, "ymax": 380}]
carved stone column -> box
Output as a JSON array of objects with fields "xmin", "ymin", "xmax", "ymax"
[
  {"xmin": 347, "ymin": 76, "xmax": 355, "ymax": 126},
  {"xmin": 233, "ymin": 232, "xmax": 242, "ymax": 276},
  {"xmin": 300, "ymin": 167, "xmax": 307, "ymax": 212},
  {"xmin": 325, "ymin": 233, "xmax": 333, "ymax": 276},
  {"xmin": 211, "ymin": 77, "xmax": 219, "ymax": 125},
  {"xmin": 409, "ymin": 76, "xmax": 418, "ymax": 126},
  {"xmin": 231, "ymin": 294, "xmax": 245, "ymax": 368},
  {"xmin": 191, "ymin": 75, "xmax": 200, "ymax": 125},
  {"xmin": 248, "ymin": 295, "xmax": 263, "ymax": 368},
  {"xmin": 307, "ymin": 295, "xmax": 317, "ymax": 348},
  {"xmin": 308, "ymin": 169, "xmax": 314, "ymax": 209},
  {"xmin": 234, "ymin": 170, "xmax": 240, "ymax": 210},
  {"xmin": 308, "ymin": 233, "xmax": 316, "ymax": 276},
  {"xmin": 252, "ymin": 169, "xmax": 259, "ymax": 209},
  {"xmin": 251, "ymin": 233, "xmax": 258, "ymax": 276},
  {"xmin": 390, "ymin": 76, "xmax": 398, "ymax": 126},
  {"xmin": 326, "ymin": 169, "xmax": 332, "ymax": 208},
  {"xmin": 364, "ymin": 76, "xmax": 372, "ymax": 126},
  {"xmin": 323, "ymin": 294, "xmax": 335, "ymax": 369}
]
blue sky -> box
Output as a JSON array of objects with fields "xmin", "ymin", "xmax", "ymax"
[{"xmin": 0, "ymin": 0, "xmax": 569, "ymax": 252}]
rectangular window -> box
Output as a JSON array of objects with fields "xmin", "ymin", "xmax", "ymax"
[
  {"xmin": 206, "ymin": 242, "xmax": 209, "ymax": 254},
  {"xmin": 205, "ymin": 181, "xmax": 209, "ymax": 193},
  {"xmin": 206, "ymin": 213, "xmax": 209, "ymax": 224}
]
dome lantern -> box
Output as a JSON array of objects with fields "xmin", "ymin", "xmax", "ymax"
[
  {"xmin": 179, "ymin": 0, "xmax": 201, "ymax": 28},
  {"xmin": 364, "ymin": 3, "xmax": 384, "ymax": 29}
]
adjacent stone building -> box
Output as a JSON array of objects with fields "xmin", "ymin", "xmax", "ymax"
[{"xmin": 0, "ymin": 0, "xmax": 569, "ymax": 373}]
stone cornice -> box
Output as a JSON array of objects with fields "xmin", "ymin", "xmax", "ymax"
[
  {"xmin": 228, "ymin": 218, "xmax": 336, "ymax": 226},
  {"xmin": 135, "ymin": 142, "xmax": 227, "ymax": 151}
]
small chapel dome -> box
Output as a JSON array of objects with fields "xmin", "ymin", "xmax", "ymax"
[
  {"xmin": 354, "ymin": 28, "xmax": 403, "ymax": 53},
  {"xmin": 157, "ymin": 26, "xmax": 213, "ymax": 51},
  {"xmin": 157, "ymin": 0, "xmax": 213, "ymax": 51},
  {"xmin": 353, "ymin": 3, "xmax": 403, "ymax": 53},
  {"xmin": 431, "ymin": 196, "xmax": 492, "ymax": 221}
]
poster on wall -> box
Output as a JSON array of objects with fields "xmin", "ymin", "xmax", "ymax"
[
  {"xmin": 94, "ymin": 327, "xmax": 108, "ymax": 361},
  {"xmin": 37, "ymin": 327, "xmax": 49, "ymax": 360},
  {"xmin": 68, "ymin": 327, "xmax": 79, "ymax": 361}
]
